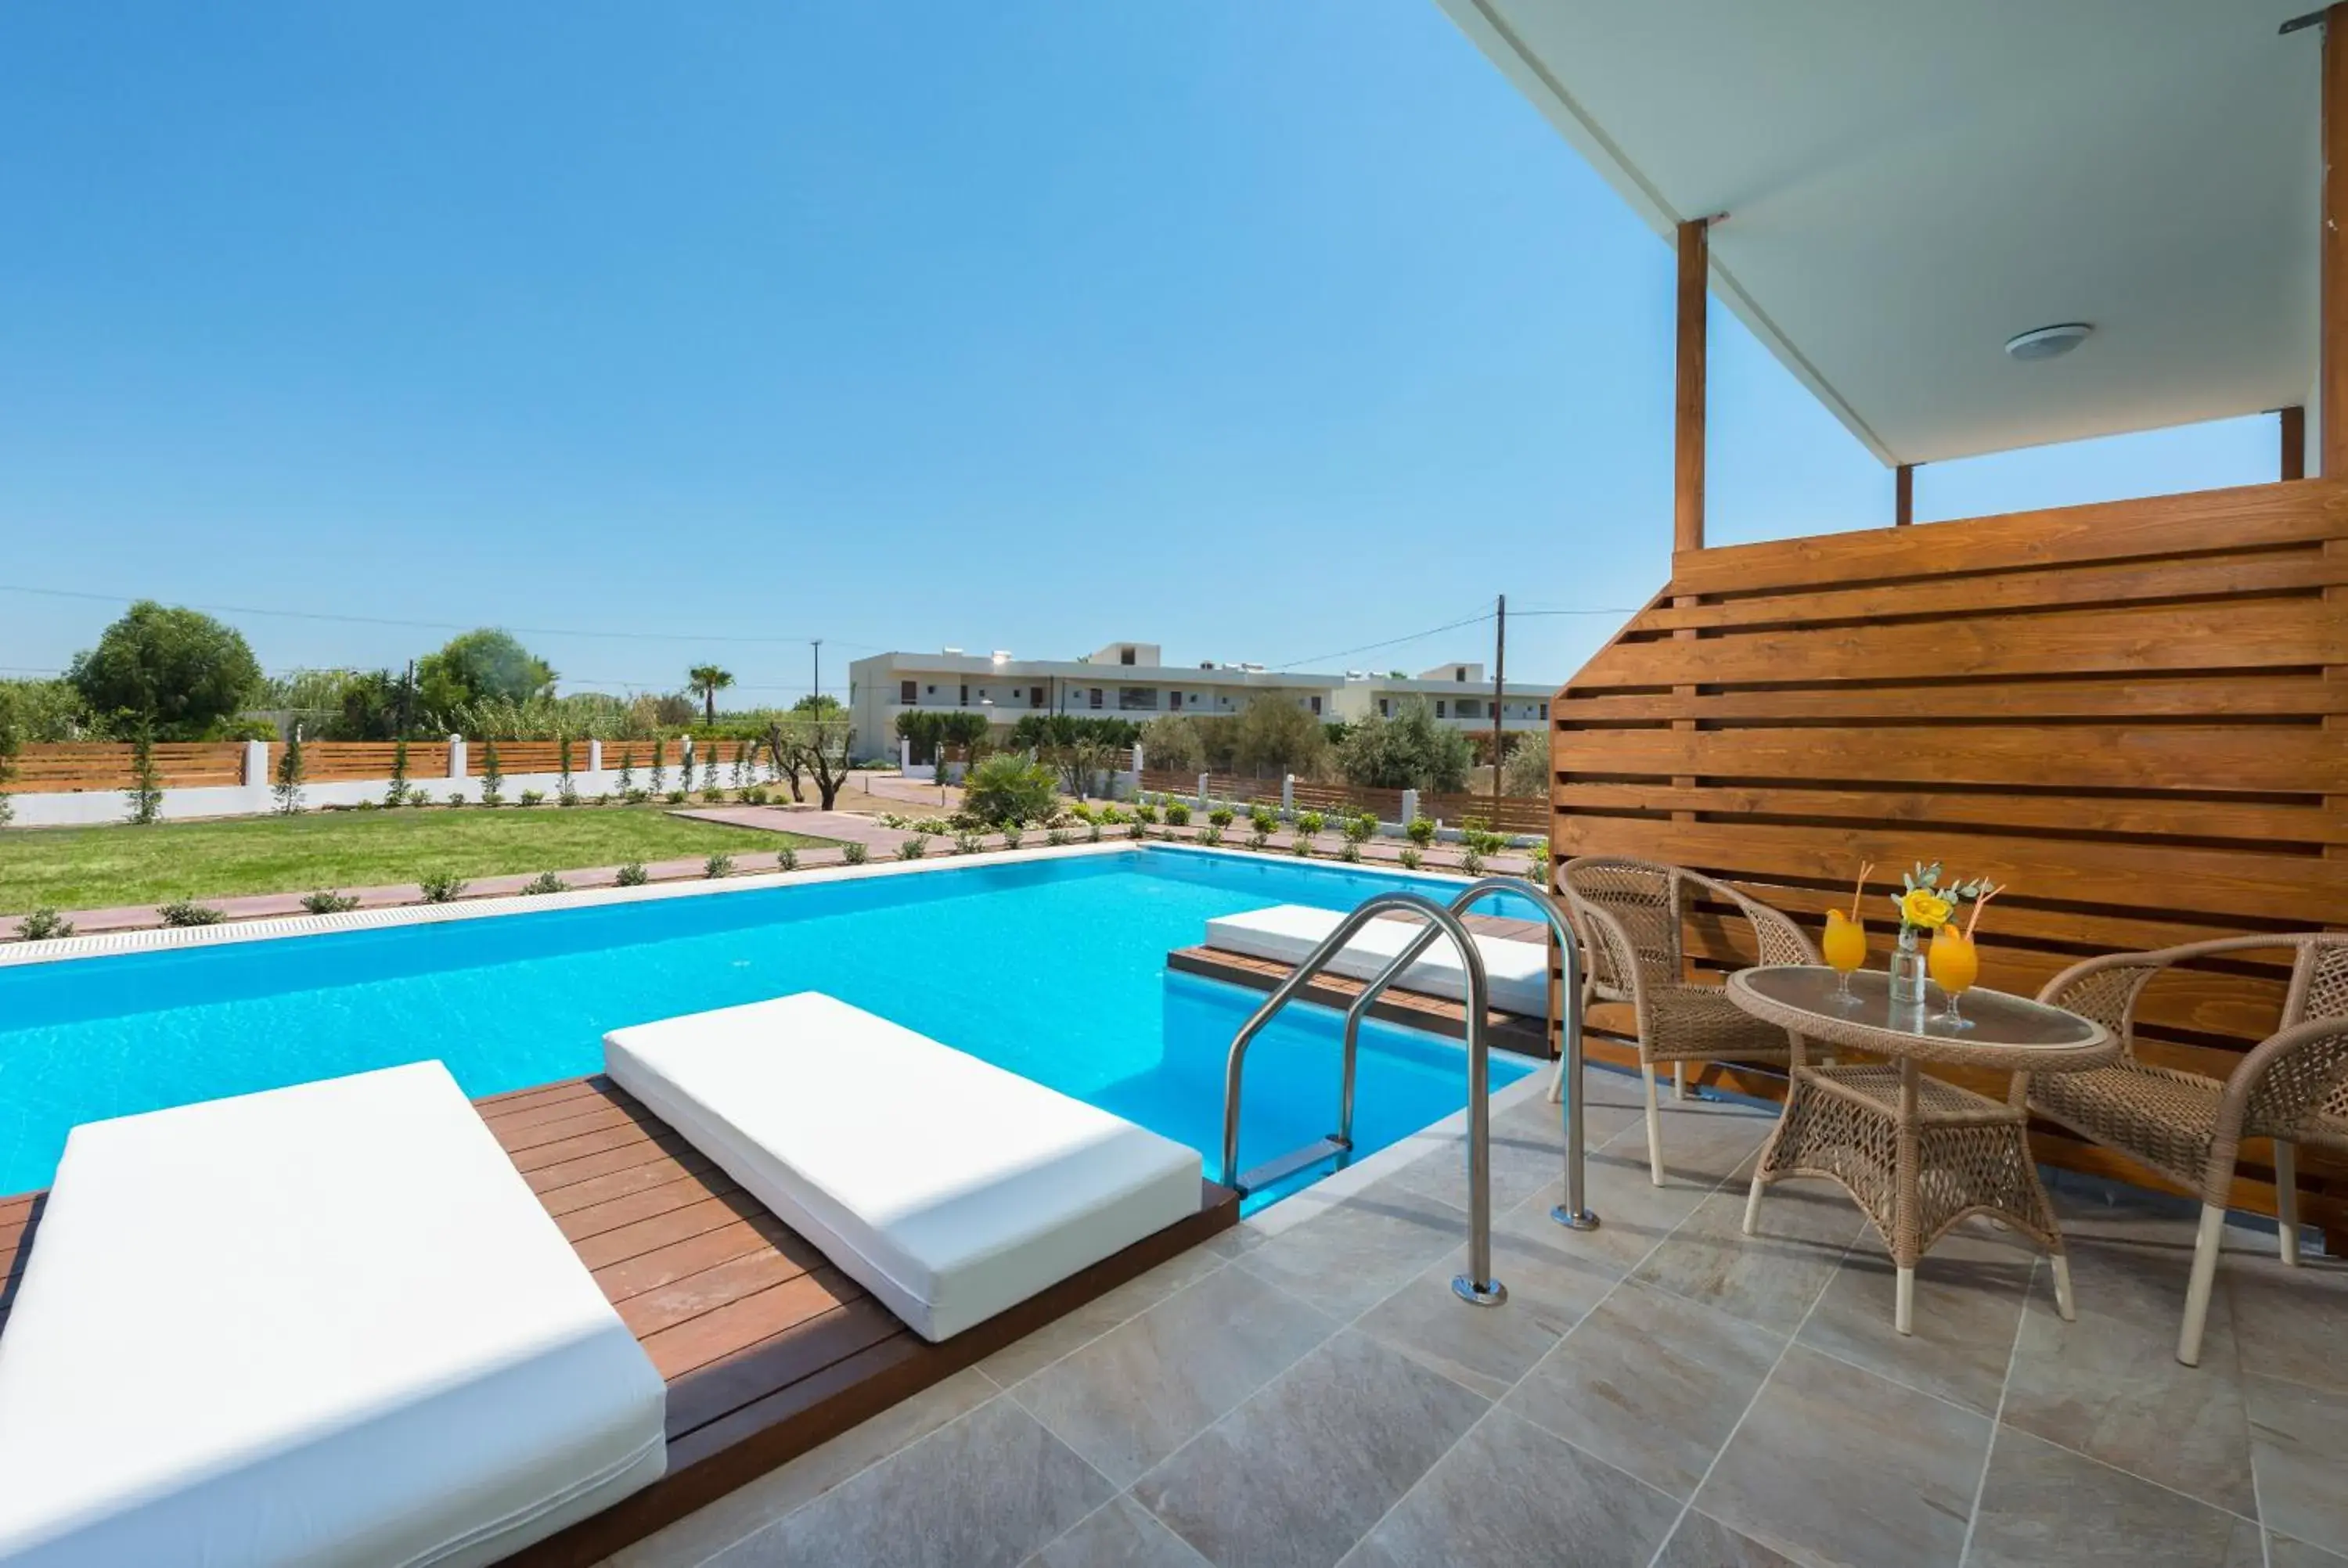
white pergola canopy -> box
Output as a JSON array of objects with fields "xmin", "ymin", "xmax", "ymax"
[{"xmin": 1434, "ymin": 1, "xmax": 2321, "ymax": 465}]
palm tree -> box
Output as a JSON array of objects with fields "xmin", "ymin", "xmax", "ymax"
[{"xmin": 688, "ymin": 664, "xmax": 734, "ymax": 725}]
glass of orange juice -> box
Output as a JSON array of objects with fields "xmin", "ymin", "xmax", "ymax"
[
  {"xmin": 1928, "ymin": 925, "xmax": 1979, "ymax": 1030},
  {"xmin": 1821, "ymin": 908, "xmax": 1867, "ymax": 1007}
]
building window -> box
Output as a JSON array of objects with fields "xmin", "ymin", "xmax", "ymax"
[
  {"xmin": 1169, "ymin": 691, "xmax": 1182, "ymax": 711},
  {"xmin": 1379, "ymin": 698, "xmax": 1391, "ymax": 717},
  {"xmin": 1457, "ymin": 699, "xmax": 1482, "ymax": 719},
  {"xmin": 1118, "ymin": 687, "xmax": 1159, "ymax": 711},
  {"xmin": 1309, "ymin": 696, "xmax": 1322, "ymax": 716},
  {"xmin": 900, "ymin": 679, "xmax": 917, "ymax": 703},
  {"xmin": 1029, "ymin": 686, "xmax": 1044, "ymax": 708},
  {"xmin": 1120, "ymin": 647, "xmax": 1137, "ymax": 665},
  {"xmin": 1454, "ymin": 667, "xmax": 1468, "ymax": 682},
  {"xmin": 1089, "ymin": 687, "xmax": 1104, "ymax": 710},
  {"xmin": 924, "ymin": 684, "xmax": 937, "ymax": 697},
  {"xmin": 1436, "ymin": 700, "xmax": 1447, "ymax": 718},
  {"xmin": 960, "ymin": 683, "xmax": 969, "ymax": 706}
]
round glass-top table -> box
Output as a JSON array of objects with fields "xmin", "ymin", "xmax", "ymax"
[
  {"xmin": 1724, "ymin": 965, "xmax": 2116, "ymax": 1336},
  {"xmin": 1728, "ymin": 966, "xmax": 2115, "ymax": 1073}
]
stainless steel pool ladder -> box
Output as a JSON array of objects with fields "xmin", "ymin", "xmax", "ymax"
[{"xmin": 1217, "ymin": 877, "xmax": 1599, "ymax": 1311}]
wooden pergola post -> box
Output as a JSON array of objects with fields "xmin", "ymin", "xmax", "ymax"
[
  {"xmin": 1674, "ymin": 218, "xmax": 1709, "ymax": 554},
  {"xmin": 2281, "ymin": 407, "xmax": 2307, "ymax": 481},
  {"xmin": 1895, "ymin": 463, "xmax": 1915, "ymax": 526},
  {"xmin": 2327, "ymin": 5, "xmax": 2348, "ymax": 476}
]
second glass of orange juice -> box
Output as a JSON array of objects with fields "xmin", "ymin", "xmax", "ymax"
[
  {"xmin": 1822, "ymin": 909, "xmax": 1867, "ymax": 1006},
  {"xmin": 1928, "ymin": 926, "xmax": 1979, "ymax": 1030}
]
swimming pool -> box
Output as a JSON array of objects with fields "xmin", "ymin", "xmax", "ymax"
[{"xmin": 0, "ymin": 847, "xmax": 1539, "ymax": 1206}]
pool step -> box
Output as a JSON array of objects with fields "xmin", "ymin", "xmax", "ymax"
[{"xmin": 1233, "ymin": 1135, "xmax": 1350, "ymax": 1197}]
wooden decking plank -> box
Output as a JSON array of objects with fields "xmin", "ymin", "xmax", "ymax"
[
  {"xmin": 570, "ymin": 1190, "xmax": 769, "ymax": 1271},
  {"xmin": 488, "ymin": 1086, "xmax": 648, "ymax": 1138},
  {"xmin": 524, "ymin": 1130, "xmax": 705, "ymax": 1195},
  {"xmin": 495, "ymin": 1101, "xmax": 657, "ymax": 1156},
  {"xmin": 640, "ymin": 1265, "xmax": 866, "ymax": 1383},
  {"xmin": 663, "ymin": 1328, "xmax": 927, "ymax": 1470},
  {"xmin": 472, "ymin": 1076, "xmax": 600, "ymax": 1113},
  {"xmin": 556, "ymin": 1171, "xmax": 742, "ymax": 1245},
  {"xmin": 614, "ymin": 1244, "xmax": 826, "ymax": 1340},
  {"xmin": 507, "ymin": 1119, "xmax": 661, "ymax": 1174},
  {"xmin": 661, "ymin": 1294, "xmax": 910, "ymax": 1438},
  {"xmin": 592, "ymin": 1216, "xmax": 816, "ymax": 1307},
  {"xmin": 539, "ymin": 1147, "xmax": 722, "ymax": 1219},
  {"xmin": 0, "ymin": 1193, "xmax": 38, "ymax": 1225}
]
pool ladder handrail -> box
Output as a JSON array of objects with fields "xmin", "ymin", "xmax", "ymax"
[
  {"xmin": 1334, "ymin": 878, "xmax": 1599, "ymax": 1239},
  {"xmin": 1218, "ymin": 879, "xmax": 1599, "ymax": 1311}
]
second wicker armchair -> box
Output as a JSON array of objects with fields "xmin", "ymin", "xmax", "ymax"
[{"xmin": 1558, "ymin": 856, "xmax": 1817, "ymax": 1185}]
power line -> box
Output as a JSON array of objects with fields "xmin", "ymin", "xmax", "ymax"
[
  {"xmin": 0, "ymin": 582, "xmax": 887, "ymax": 651},
  {"xmin": 1268, "ymin": 608, "xmax": 1496, "ymax": 671}
]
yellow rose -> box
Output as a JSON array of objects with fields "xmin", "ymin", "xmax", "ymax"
[{"xmin": 1900, "ymin": 888, "xmax": 1954, "ymax": 930}]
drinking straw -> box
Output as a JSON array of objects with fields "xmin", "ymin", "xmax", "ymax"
[
  {"xmin": 1849, "ymin": 861, "xmax": 1874, "ymax": 920},
  {"xmin": 1964, "ymin": 883, "xmax": 2002, "ymax": 940}
]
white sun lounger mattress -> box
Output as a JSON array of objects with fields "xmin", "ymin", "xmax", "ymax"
[
  {"xmin": 1204, "ymin": 903, "xmax": 1553, "ymax": 1017},
  {"xmin": 604, "ymin": 992, "xmax": 1203, "ymax": 1343},
  {"xmin": 0, "ymin": 1062, "xmax": 666, "ymax": 1568}
]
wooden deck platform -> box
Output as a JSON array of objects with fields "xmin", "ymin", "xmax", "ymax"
[
  {"xmin": 1168, "ymin": 910, "xmax": 1561, "ymax": 1062},
  {"xmin": 0, "ymin": 1077, "xmax": 1239, "ymax": 1567}
]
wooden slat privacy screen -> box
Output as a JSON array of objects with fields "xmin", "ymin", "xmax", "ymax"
[{"xmin": 1550, "ymin": 479, "xmax": 2348, "ymax": 1239}]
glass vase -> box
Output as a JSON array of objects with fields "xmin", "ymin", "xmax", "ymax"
[{"xmin": 1889, "ymin": 924, "xmax": 1928, "ymax": 1009}]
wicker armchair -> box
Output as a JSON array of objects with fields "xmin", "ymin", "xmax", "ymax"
[
  {"xmin": 2029, "ymin": 934, "xmax": 2348, "ymax": 1366},
  {"xmin": 1558, "ymin": 856, "xmax": 1817, "ymax": 1185}
]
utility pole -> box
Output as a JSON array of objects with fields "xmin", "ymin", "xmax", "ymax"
[
  {"xmin": 1490, "ymin": 594, "xmax": 1507, "ymax": 825},
  {"xmin": 811, "ymin": 638, "xmax": 823, "ymax": 712}
]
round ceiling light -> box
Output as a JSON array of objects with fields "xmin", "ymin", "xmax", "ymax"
[{"xmin": 2004, "ymin": 322, "xmax": 2093, "ymax": 361}]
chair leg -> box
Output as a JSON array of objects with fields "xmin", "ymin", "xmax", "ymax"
[
  {"xmin": 1742, "ymin": 1174, "xmax": 1765, "ymax": 1235},
  {"xmin": 1673, "ymin": 1062, "xmax": 1687, "ymax": 1100},
  {"xmin": 1896, "ymin": 1267, "xmax": 1915, "ymax": 1336},
  {"xmin": 2276, "ymin": 1140, "xmax": 2300, "ymax": 1267},
  {"xmin": 1641, "ymin": 1066, "xmax": 1665, "ymax": 1186},
  {"xmin": 1546, "ymin": 1053, "xmax": 1566, "ymax": 1104},
  {"xmin": 2177, "ymin": 1203, "xmax": 2227, "ymax": 1368},
  {"xmin": 2050, "ymin": 1254, "xmax": 2076, "ymax": 1322}
]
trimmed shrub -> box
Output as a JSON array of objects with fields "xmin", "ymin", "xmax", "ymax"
[
  {"xmin": 482, "ymin": 739, "xmax": 506, "ymax": 807},
  {"xmin": 419, "ymin": 870, "xmax": 467, "ymax": 902},
  {"xmin": 1197, "ymin": 824, "xmax": 1223, "ymax": 847},
  {"xmin": 953, "ymin": 829, "xmax": 983, "ymax": 855},
  {"xmin": 15, "ymin": 907, "xmax": 74, "ymax": 941},
  {"xmin": 616, "ymin": 861, "xmax": 650, "ymax": 886},
  {"xmin": 301, "ymin": 889, "xmax": 359, "ymax": 914},
  {"xmin": 1246, "ymin": 829, "xmax": 1269, "ymax": 851},
  {"xmin": 157, "ymin": 899, "xmax": 225, "ymax": 927},
  {"xmin": 1398, "ymin": 846, "xmax": 1423, "ymax": 871},
  {"xmin": 521, "ymin": 871, "xmax": 569, "ymax": 896},
  {"xmin": 1342, "ymin": 811, "xmax": 1376, "ymax": 844},
  {"xmin": 1045, "ymin": 826, "xmax": 1069, "ymax": 847},
  {"xmin": 518, "ymin": 788, "xmax": 546, "ymax": 807},
  {"xmin": 704, "ymin": 852, "xmax": 734, "ymax": 879},
  {"xmin": 665, "ymin": 789, "xmax": 688, "ymax": 804},
  {"xmin": 1164, "ymin": 800, "xmax": 1191, "ymax": 827},
  {"xmin": 899, "ymin": 835, "xmax": 929, "ymax": 861},
  {"xmin": 1002, "ymin": 824, "xmax": 1025, "ymax": 849},
  {"xmin": 841, "ymin": 841, "xmax": 869, "ymax": 865},
  {"xmin": 1248, "ymin": 804, "xmax": 1278, "ymax": 836},
  {"xmin": 1460, "ymin": 845, "xmax": 1486, "ymax": 877},
  {"xmin": 1208, "ymin": 804, "xmax": 1235, "ymax": 830},
  {"xmin": 776, "ymin": 846, "xmax": 798, "ymax": 872},
  {"xmin": 385, "ymin": 738, "xmax": 410, "ymax": 807},
  {"xmin": 1406, "ymin": 815, "xmax": 1437, "ymax": 847},
  {"xmin": 1338, "ymin": 841, "xmax": 1362, "ymax": 863}
]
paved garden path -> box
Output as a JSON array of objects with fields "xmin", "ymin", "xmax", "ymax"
[{"xmin": 670, "ymin": 806, "xmax": 916, "ymax": 854}]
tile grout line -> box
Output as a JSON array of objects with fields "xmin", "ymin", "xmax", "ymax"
[
  {"xmin": 1955, "ymin": 1253, "xmax": 2037, "ymax": 1567},
  {"xmin": 1640, "ymin": 1224, "xmax": 1863, "ymax": 1568},
  {"xmin": 1326, "ymin": 1084, "xmax": 1778, "ymax": 1563}
]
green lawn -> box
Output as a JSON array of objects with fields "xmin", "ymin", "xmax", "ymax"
[{"xmin": 0, "ymin": 806, "xmax": 830, "ymax": 912}]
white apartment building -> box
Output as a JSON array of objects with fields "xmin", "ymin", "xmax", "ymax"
[
  {"xmin": 847, "ymin": 642, "xmax": 1550, "ymax": 760},
  {"xmin": 1331, "ymin": 662, "xmax": 1552, "ymax": 733}
]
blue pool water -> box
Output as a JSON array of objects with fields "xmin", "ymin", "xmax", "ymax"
[{"xmin": 0, "ymin": 848, "xmax": 1537, "ymax": 1204}]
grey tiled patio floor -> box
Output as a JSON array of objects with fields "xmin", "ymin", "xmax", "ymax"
[{"xmin": 603, "ymin": 1066, "xmax": 2348, "ymax": 1568}]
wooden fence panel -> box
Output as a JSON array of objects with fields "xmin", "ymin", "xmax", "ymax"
[
  {"xmin": 298, "ymin": 742, "xmax": 452, "ymax": 782},
  {"xmin": 3, "ymin": 743, "xmax": 246, "ymax": 793},
  {"xmin": 1549, "ymin": 477, "xmax": 2348, "ymax": 1239}
]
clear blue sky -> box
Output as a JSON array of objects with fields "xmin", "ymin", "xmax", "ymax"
[{"xmin": 0, "ymin": 2, "xmax": 2284, "ymax": 704}]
